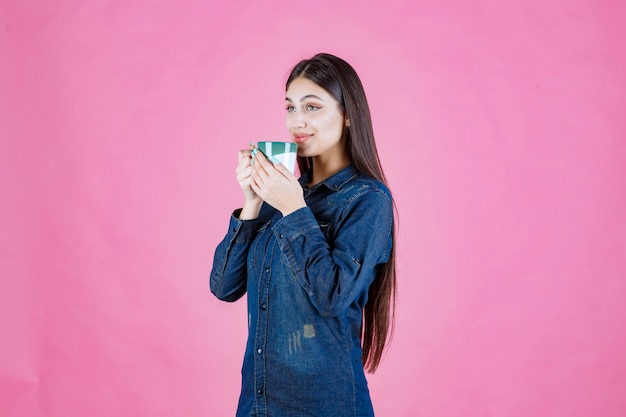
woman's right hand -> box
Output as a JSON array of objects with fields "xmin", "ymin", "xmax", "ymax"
[
  {"xmin": 237, "ymin": 147, "xmax": 260, "ymax": 202},
  {"xmin": 236, "ymin": 146, "xmax": 263, "ymax": 219}
]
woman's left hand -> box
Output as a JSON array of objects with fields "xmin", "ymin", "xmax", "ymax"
[{"xmin": 250, "ymin": 150, "xmax": 306, "ymax": 216}]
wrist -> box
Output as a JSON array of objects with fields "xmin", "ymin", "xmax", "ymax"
[
  {"xmin": 240, "ymin": 199, "xmax": 262, "ymax": 220},
  {"xmin": 280, "ymin": 201, "xmax": 306, "ymax": 217}
]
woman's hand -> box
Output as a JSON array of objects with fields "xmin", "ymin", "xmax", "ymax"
[
  {"xmin": 251, "ymin": 151, "xmax": 306, "ymax": 216},
  {"xmin": 236, "ymin": 146, "xmax": 263, "ymax": 219}
]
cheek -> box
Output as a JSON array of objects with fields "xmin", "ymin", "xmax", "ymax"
[
  {"xmin": 315, "ymin": 113, "xmax": 340, "ymax": 132},
  {"xmin": 326, "ymin": 116, "xmax": 345, "ymax": 137}
]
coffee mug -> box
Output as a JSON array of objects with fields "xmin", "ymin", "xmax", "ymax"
[{"xmin": 252, "ymin": 141, "xmax": 299, "ymax": 174}]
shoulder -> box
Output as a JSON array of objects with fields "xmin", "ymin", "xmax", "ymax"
[
  {"xmin": 344, "ymin": 173, "xmax": 391, "ymax": 199},
  {"xmin": 337, "ymin": 173, "xmax": 393, "ymax": 212}
]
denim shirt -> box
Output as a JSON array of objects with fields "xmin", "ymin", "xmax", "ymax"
[{"xmin": 210, "ymin": 165, "xmax": 393, "ymax": 417}]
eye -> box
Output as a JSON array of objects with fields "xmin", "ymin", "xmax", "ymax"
[
  {"xmin": 306, "ymin": 104, "xmax": 320, "ymax": 111},
  {"xmin": 285, "ymin": 105, "xmax": 295, "ymax": 112}
]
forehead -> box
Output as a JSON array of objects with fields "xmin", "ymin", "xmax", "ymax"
[{"xmin": 286, "ymin": 77, "xmax": 333, "ymax": 100}]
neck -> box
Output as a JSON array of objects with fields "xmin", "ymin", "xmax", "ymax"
[{"xmin": 309, "ymin": 153, "xmax": 351, "ymax": 186}]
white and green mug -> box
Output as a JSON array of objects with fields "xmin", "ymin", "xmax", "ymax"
[{"xmin": 252, "ymin": 141, "xmax": 299, "ymax": 174}]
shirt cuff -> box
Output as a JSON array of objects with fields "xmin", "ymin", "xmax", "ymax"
[
  {"xmin": 229, "ymin": 209, "xmax": 260, "ymax": 243},
  {"xmin": 271, "ymin": 207, "xmax": 320, "ymax": 242}
]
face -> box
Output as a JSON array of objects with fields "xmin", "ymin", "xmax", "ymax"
[{"xmin": 285, "ymin": 77, "xmax": 348, "ymax": 161}]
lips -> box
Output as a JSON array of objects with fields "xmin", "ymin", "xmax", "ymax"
[{"xmin": 293, "ymin": 134, "xmax": 312, "ymax": 144}]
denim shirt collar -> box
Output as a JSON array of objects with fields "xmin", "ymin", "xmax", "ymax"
[{"xmin": 299, "ymin": 164, "xmax": 359, "ymax": 191}]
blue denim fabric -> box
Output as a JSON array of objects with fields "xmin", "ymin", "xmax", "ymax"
[{"xmin": 210, "ymin": 165, "xmax": 393, "ymax": 417}]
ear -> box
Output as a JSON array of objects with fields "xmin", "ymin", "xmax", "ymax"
[{"xmin": 345, "ymin": 117, "xmax": 351, "ymax": 127}]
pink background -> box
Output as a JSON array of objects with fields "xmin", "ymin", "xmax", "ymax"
[{"xmin": 1, "ymin": 0, "xmax": 625, "ymax": 416}]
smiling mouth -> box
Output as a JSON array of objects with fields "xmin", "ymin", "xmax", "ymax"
[{"xmin": 294, "ymin": 134, "xmax": 312, "ymax": 144}]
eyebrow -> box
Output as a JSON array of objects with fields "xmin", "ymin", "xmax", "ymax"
[{"xmin": 285, "ymin": 94, "xmax": 326, "ymax": 102}]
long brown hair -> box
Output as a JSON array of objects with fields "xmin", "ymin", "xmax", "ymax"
[{"xmin": 286, "ymin": 53, "xmax": 397, "ymax": 373}]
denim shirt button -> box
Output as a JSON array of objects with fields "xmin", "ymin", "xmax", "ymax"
[
  {"xmin": 257, "ymin": 348, "xmax": 262, "ymax": 354},
  {"xmin": 260, "ymin": 303, "xmax": 267, "ymax": 310},
  {"xmin": 279, "ymin": 233, "xmax": 284, "ymax": 239},
  {"xmin": 257, "ymin": 388, "xmax": 264, "ymax": 395},
  {"xmin": 264, "ymin": 267, "xmax": 270, "ymax": 273}
]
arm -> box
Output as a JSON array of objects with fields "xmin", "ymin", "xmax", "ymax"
[
  {"xmin": 209, "ymin": 210, "xmax": 259, "ymax": 302},
  {"xmin": 210, "ymin": 147, "xmax": 263, "ymax": 301},
  {"xmin": 272, "ymin": 188, "xmax": 393, "ymax": 317}
]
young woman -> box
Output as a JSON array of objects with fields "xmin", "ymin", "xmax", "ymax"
[{"xmin": 210, "ymin": 53, "xmax": 397, "ymax": 417}]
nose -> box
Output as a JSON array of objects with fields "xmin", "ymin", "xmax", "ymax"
[{"xmin": 287, "ymin": 110, "xmax": 306, "ymax": 129}]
